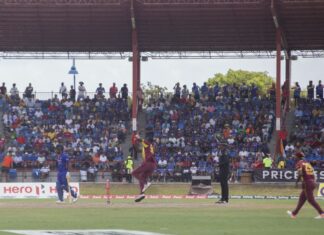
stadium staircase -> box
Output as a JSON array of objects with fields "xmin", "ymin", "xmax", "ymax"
[{"xmin": 268, "ymin": 104, "xmax": 295, "ymax": 157}]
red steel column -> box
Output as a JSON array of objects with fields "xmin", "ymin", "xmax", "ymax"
[
  {"xmin": 132, "ymin": 29, "xmax": 139, "ymax": 131},
  {"xmin": 285, "ymin": 50, "xmax": 291, "ymax": 112},
  {"xmin": 275, "ymin": 28, "xmax": 282, "ymax": 158}
]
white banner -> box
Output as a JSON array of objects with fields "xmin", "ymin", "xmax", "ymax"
[{"xmin": 0, "ymin": 182, "xmax": 80, "ymax": 199}]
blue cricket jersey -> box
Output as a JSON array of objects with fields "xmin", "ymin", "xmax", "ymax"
[{"xmin": 57, "ymin": 153, "xmax": 69, "ymax": 184}]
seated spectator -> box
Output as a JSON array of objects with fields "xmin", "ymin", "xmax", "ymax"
[
  {"xmin": 87, "ymin": 163, "xmax": 98, "ymax": 181},
  {"xmin": 40, "ymin": 162, "xmax": 50, "ymax": 180}
]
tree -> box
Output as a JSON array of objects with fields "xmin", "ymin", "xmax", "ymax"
[
  {"xmin": 207, "ymin": 69, "xmax": 274, "ymax": 95},
  {"xmin": 141, "ymin": 82, "xmax": 169, "ymax": 103}
]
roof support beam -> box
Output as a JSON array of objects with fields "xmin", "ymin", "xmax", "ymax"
[
  {"xmin": 131, "ymin": 0, "xmax": 140, "ymax": 132},
  {"xmin": 271, "ymin": 0, "xmax": 290, "ymax": 59}
]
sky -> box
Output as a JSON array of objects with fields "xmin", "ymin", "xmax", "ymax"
[{"xmin": 0, "ymin": 57, "xmax": 323, "ymax": 99}]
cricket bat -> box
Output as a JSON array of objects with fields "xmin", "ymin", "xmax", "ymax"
[{"xmin": 66, "ymin": 173, "xmax": 73, "ymax": 204}]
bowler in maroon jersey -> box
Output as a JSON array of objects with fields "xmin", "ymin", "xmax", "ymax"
[
  {"xmin": 287, "ymin": 152, "xmax": 324, "ymax": 219},
  {"xmin": 132, "ymin": 134, "xmax": 156, "ymax": 202}
]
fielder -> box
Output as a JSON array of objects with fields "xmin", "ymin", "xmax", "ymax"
[
  {"xmin": 56, "ymin": 146, "xmax": 78, "ymax": 204},
  {"xmin": 132, "ymin": 133, "xmax": 156, "ymax": 202},
  {"xmin": 287, "ymin": 152, "xmax": 324, "ymax": 219}
]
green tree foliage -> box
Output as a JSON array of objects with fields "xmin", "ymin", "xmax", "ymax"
[
  {"xmin": 207, "ymin": 69, "xmax": 274, "ymax": 95},
  {"xmin": 142, "ymin": 82, "xmax": 169, "ymax": 103}
]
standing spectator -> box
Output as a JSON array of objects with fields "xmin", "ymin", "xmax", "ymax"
[
  {"xmin": 137, "ymin": 87, "xmax": 144, "ymax": 111},
  {"xmin": 69, "ymin": 85, "xmax": 76, "ymax": 102},
  {"xmin": 131, "ymin": 131, "xmax": 140, "ymax": 160},
  {"xmin": 192, "ymin": 83, "xmax": 200, "ymax": 101},
  {"xmin": 181, "ymin": 85, "xmax": 189, "ymax": 100},
  {"xmin": 307, "ymin": 80, "xmax": 315, "ymax": 101},
  {"xmin": 0, "ymin": 82, "xmax": 7, "ymax": 96},
  {"xmin": 201, "ymin": 82, "xmax": 209, "ymax": 98},
  {"xmin": 120, "ymin": 83, "xmax": 128, "ymax": 100},
  {"xmin": 77, "ymin": 82, "xmax": 86, "ymax": 100},
  {"xmin": 109, "ymin": 83, "xmax": 118, "ymax": 99},
  {"xmin": 216, "ymin": 144, "xmax": 230, "ymax": 204},
  {"xmin": 292, "ymin": 82, "xmax": 301, "ymax": 106},
  {"xmin": 316, "ymin": 80, "xmax": 323, "ymax": 100},
  {"xmin": 10, "ymin": 83, "xmax": 19, "ymax": 99},
  {"xmin": 96, "ymin": 83, "xmax": 105, "ymax": 98},
  {"xmin": 287, "ymin": 152, "xmax": 324, "ymax": 219},
  {"xmin": 1, "ymin": 150, "xmax": 14, "ymax": 182},
  {"xmin": 173, "ymin": 82, "xmax": 181, "ymax": 101},
  {"xmin": 59, "ymin": 82, "xmax": 68, "ymax": 99},
  {"xmin": 24, "ymin": 83, "xmax": 33, "ymax": 98}
]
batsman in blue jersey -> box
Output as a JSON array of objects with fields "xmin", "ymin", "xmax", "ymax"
[{"xmin": 56, "ymin": 146, "xmax": 78, "ymax": 203}]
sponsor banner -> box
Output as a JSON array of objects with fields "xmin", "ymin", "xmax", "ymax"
[
  {"xmin": 0, "ymin": 183, "xmax": 79, "ymax": 199},
  {"xmin": 80, "ymin": 194, "xmax": 324, "ymax": 200},
  {"xmin": 318, "ymin": 183, "xmax": 324, "ymax": 197},
  {"xmin": 254, "ymin": 169, "xmax": 324, "ymax": 182}
]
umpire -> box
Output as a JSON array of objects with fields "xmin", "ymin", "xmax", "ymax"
[{"xmin": 216, "ymin": 144, "xmax": 230, "ymax": 204}]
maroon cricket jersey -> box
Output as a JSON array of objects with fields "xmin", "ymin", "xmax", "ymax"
[
  {"xmin": 296, "ymin": 160, "xmax": 315, "ymax": 183},
  {"xmin": 142, "ymin": 140, "xmax": 156, "ymax": 164}
]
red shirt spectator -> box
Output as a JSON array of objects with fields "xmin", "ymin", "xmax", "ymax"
[{"xmin": 109, "ymin": 83, "xmax": 118, "ymax": 98}]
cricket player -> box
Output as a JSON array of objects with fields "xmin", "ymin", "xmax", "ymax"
[
  {"xmin": 132, "ymin": 133, "xmax": 156, "ymax": 202},
  {"xmin": 56, "ymin": 146, "xmax": 78, "ymax": 203},
  {"xmin": 287, "ymin": 152, "xmax": 324, "ymax": 219}
]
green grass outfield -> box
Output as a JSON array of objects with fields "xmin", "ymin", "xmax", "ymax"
[{"xmin": 0, "ymin": 183, "xmax": 323, "ymax": 235}]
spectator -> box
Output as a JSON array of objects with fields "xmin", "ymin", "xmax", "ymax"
[
  {"xmin": 109, "ymin": 83, "xmax": 118, "ymax": 99},
  {"xmin": 316, "ymin": 80, "xmax": 323, "ymax": 100},
  {"xmin": 87, "ymin": 163, "xmax": 98, "ymax": 181},
  {"xmin": 24, "ymin": 83, "xmax": 33, "ymax": 99},
  {"xmin": 78, "ymin": 82, "xmax": 86, "ymax": 100},
  {"xmin": 292, "ymin": 82, "xmax": 301, "ymax": 106},
  {"xmin": 120, "ymin": 84, "xmax": 129, "ymax": 100},
  {"xmin": 59, "ymin": 82, "xmax": 68, "ymax": 99},
  {"xmin": 0, "ymin": 82, "xmax": 7, "ymax": 96},
  {"xmin": 69, "ymin": 85, "xmax": 76, "ymax": 102},
  {"xmin": 1, "ymin": 150, "xmax": 14, "ymax": 182},
  {"xmin": 10, "ymin": 83, "xmax": 19, "ymax": 99},
  {"xmin": 307, "ymin": 80, "xmax": 314, "ymax": 101},
  {"xmin": 40, "ymin": 162, "xmax": 50, "ymax": 180},
  {"xmin": 96, "ymin": 83, "xmax": 105, "ymax": 98}
]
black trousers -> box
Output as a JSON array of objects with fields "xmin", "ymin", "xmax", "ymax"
[{"xmin": 220, "ymin": 176, "xmax": 229, "ymax": 202}]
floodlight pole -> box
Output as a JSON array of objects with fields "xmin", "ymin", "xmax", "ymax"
[{"xmin": 73, "ymin": 58, "xmax": 76, "ymax": 90}]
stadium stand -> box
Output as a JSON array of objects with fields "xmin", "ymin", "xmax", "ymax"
[
  {"xmin": 1, "ymin": 86, "xmax": 130, "ymax": 182},
  {"xmin": 146, "ymin": 82, "xmax": 274, "ymax": 182}
]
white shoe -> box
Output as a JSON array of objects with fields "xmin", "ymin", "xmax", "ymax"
[
  {"xmin": 314, "ymin": 214, "xmax": 324, "ymax": 219},
  {"xmin": 56, "ymin": 200, "xmax": 65, "ymax": 204},
  {"xmin": 142, "ymin": 182, "xmax": 152, "ymax": 193},
  {"xmin": 135, "ymin": 194, "xmax": 145, "ymax": 203},
  {"xmin": 287, "ymin": 210, "xmax": 296, "ymax": 219}
]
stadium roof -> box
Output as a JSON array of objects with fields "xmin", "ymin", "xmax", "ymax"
[{"xmin": 0, "ymin": 0, "xmax": 324, "ymax": 58}]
